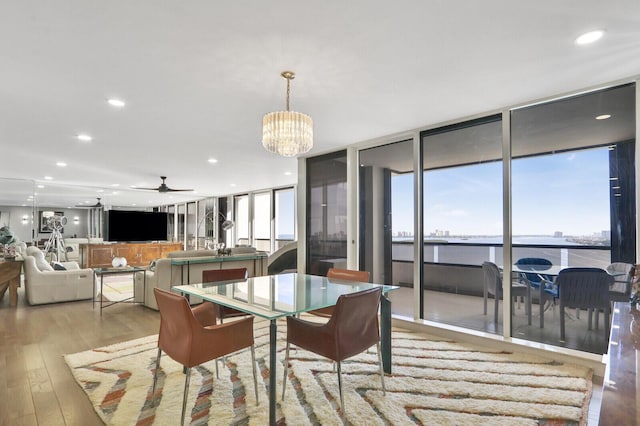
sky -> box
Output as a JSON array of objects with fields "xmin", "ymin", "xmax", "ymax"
[{"xmin": 391, "ymin": 147, "xmax": 611, "ymax": 237}]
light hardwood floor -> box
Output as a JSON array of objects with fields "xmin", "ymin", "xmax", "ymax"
[
  {"xmin": 2, "ymin": 283, "xmax": 606, "ymax": 425},
  {"xmin": 0, "ymin": 286, "xmax": 160, "ymax": 426}
]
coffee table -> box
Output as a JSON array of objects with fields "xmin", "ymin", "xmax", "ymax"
[{"xmin": 93, "ymin": 266, "xmax": 145, "ymax": 315}]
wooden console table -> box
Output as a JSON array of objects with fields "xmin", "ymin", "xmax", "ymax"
[
  {"xmin": 80, "ymin": 242, "xmax": 183, "ymax": 268},
  {"xmin": 0, "ymin": 259, "xmax": 23, "ymax": 307},
  {"xmin": 599, "ymin": 302, "xmax": 640, "ymax": 425}
]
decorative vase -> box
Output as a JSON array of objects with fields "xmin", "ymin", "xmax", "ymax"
[{"xmin": 112, "ymin": 257, "xmax": 127, "ymax": 268}]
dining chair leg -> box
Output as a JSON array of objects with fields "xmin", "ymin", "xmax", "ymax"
[
  {"xmin": 251, "ymin": 345, "xmax": 259, "ymax": 404},
  {"xmin": 151, "ymin": 347, "xmax": 162, "ymax": 406},
  {"xmin": 281, "ymin": 342, "xmax": 290, "ymax": 400},
  {"xmin": 376, "ymin": 342, "xmax": 386, "ymax": 395},
  {"xmin": 181, "ymin": 366, "xmax": 191, "ymax": 426},
  {"xmin": 560, "ymin": 305, "xmax": 565, "ymax": 340},
  {"xmin": 215, "ymin": 358, "xmax": 219, "ymax": 379},
  {"xmin": 337, "ymin": 361, "xmax": 345, "ymax": 415}
]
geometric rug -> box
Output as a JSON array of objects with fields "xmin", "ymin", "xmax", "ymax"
[
  {"xmin": 96, "ymin": 275, "xmax": 134, "ymax": 302},
  {"xmin": 64, "ymin": 318, "xmax": 593, "ymax": 425}
]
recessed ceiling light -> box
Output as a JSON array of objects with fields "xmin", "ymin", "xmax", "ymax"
[
  {"xmin": 132, "ymin": 203, "xmax": 137, "ymax": 206},
  {"xmin": 44, "ymin": 176, "xmax": 53, "ymax": 180},
  {"xmin": 284, "ymin": 171, "xmax": 292, "ymax": 176},
  {"xmin": 230, "ymin": 183, "xmax": 236, "ymax": 187},
  {"xmin": 112, "ymin": 191, "xmax": 119, "ymax": 195},
  {"xmin": 107, "ymin": 98, "xmax": 126, "ymax": 107},
  {"xmin": 97, "ymin": 189, "xmax": 104, "ymax": 193},
  {"xmin": 56, "ymin": 161, "xmax": 67, "ymax": 167},
  {"xmin": 77, "ymin": 134, "xmax": 93, "ymax": 142},
  {"xmin": 208, "ymin": 158, "xmax": 218, "ymax": 164},
  {"xmin": 37, "ymin": 184, "xmax": 44, "ymax": 189},
  {"xmin": 111, "ymin": 183, "xmax": 120, "ymax": 187},
  {"xmin": 575, "ymin": 30, "xmax": 604, "ymax": 45},
  {"xmin": 596, "ymin": 114, "xmax": 611, "ymax": 120}
]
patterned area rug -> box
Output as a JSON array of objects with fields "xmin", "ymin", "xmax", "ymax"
[
  {"xmin": 97, "ymin": 275, "xmax": 134, "ymax": 302},
  {"xmin": 64, "ymin": 319, "xmax": 593, "ymax": 425}
]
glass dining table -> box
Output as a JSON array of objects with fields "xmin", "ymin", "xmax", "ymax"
[{"xmin": 173, "ymin": 272, "xmax": 399, "ymax": 426}]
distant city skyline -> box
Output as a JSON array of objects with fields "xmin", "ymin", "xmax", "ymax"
[{"xmin": 391, "ymin": 147, "xmax": 610, "ymax": 237}]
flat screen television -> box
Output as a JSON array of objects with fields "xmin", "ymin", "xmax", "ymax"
[{"xmin": 104, "ymin": 210, "xmax": 168, "ymax": 242}]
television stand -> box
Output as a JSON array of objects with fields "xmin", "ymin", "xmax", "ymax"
[{"xmin": 80, "ymin": 242, "xmax": 183, "ymax": 268}]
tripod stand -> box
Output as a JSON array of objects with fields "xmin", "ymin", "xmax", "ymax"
[{"xmin": 43, "ymin": 217, "xmax": 68, "ymax": 262}]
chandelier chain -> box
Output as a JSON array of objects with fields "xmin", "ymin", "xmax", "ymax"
[{"xmin": 286, "ymin": 77, "xmax": 291, "ymax": 111}]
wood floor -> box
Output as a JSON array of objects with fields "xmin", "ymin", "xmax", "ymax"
[
  {"xmin": 0, "ymin": 287, "xmax": 160, "ymax": 426},
  {"xmin": 1, "ymin": 283, "xmax": 607, "ymax": 425}
]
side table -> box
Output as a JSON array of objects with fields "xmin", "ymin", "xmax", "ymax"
[
  {"xmin": 0, "ymin": 259, "xmax": 23, "ymax": 307},
  {"xmin": 93, "ymin": 266, "xmax": 145, "ymax": 315}
]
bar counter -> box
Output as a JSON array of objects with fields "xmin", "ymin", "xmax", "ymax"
[{"xmin": 600, "ymin": 302, "xmax": 640, "ymax": 425}]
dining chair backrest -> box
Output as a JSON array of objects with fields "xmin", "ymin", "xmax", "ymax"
[
  {"xmin": 557, "ymin": 267, "xmax": 613, "ymax": 310},
  {"xmin": 154, "ymin": 288, "xmax": 199, "ymax": 365},
  {"xmin": 202, "ymin": 267, "xmax": 248, "ymax": 283},
  {"xmin": 515, "ymin": 257, "xmax": 553, "ymax": 285},
  {"xmin": 327, "ymin": 286, "xmax": 382, "ymax": 360},
  {"xmin": 327, "ymin": 268, "xmax": 370, "ymax": 283},
  {"xmin": 202, "ymin": 268, "xmax": 249, "ymax": 321},
  {"xmin": 482, "ymin": 261, "xmax": 502, "ymax": 298}
]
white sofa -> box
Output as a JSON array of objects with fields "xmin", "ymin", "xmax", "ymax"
[
  {"xmin": 23, "ymin": 246, "xmax": 94, "ymax": 305},
  {"xmin": 135, "ymin": 248, "xmax": 267, "ymax": 310},
  {"xmin": 63, "ymin": 237, "xmax": 104, "ymax": 262}
]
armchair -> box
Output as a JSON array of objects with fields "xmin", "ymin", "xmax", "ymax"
[
  {"xmin": 514, "ymin": 257, "xmax": 557, "ymax": 328},
  {"xmin": 557, "ymin": 267, "xmax": 613, "ymax": 340},
  {"xmin": 282, "ymin": 287, "xmax": 385, "ymax": 416},
  {"xmin": 309, "ymin": 268, "xmax": 371, "ymax": 317},
  {"xmin": 151, "ymin": 288, "xmax": 258, "ymax": 425},
  {"xmin": 482, "ymin": 262, "xmax": 531, "ymax": 325},
  {"xmin": 23, "ymin": 246, "xmax": 94, "ymax": 305},
  {"xmin": 607, "ymin": 262, "xmax": 635, "ymax": 303}
]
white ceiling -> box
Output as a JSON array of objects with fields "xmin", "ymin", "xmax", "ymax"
[{"xmin": 1, "ymin": 1, "xmax": 639, "ymax": 208}]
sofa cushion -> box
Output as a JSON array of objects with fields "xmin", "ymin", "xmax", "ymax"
[
  {"xmin": 52, "ymin": 262, "xmax": 67, "ymax": 271},
  {"xmin": 26, "ymin": 247, "xmax": 55, "ymax": 272}
]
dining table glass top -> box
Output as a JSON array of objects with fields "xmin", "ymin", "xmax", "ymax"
[{"xmin": 172, "ymin": 272, "xmax": 399, "ymax": 321}]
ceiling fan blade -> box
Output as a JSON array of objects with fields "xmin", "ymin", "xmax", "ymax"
[
  {"xmin": 133, "ymin": 186, "xmax": 161, "ymax": 191},
  {"xmin": 166, "ymin": 188, "xmax": 194, "ymax": 192}
]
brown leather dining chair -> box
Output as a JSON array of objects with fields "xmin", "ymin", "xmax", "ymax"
[
  {"xmin": 309, "ymin": 267, "xmax": 371, "ymax": 317},
  {"xmin": 151, "ymin": 288, "xmax": 258, "ymax": 425},
  {"xmin": 282, "ymin": 286, "xmax": 385, "ymax": 415},
  {"xmin": 202, "ymin": 268, "xmax": 249, "ymax": 323}
]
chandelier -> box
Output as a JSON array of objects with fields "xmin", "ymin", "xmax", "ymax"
[{"xmin": 262, "ymin": 71, "xmax": 313, "ymax": 157}]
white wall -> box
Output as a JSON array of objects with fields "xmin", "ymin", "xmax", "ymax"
[{"xmin": 0, "ymin": 206, "xmax": 91, "ymax": 243}]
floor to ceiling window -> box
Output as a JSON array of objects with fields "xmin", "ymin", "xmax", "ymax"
[
  {"xmin": 234, "ymin": 194, "xmax": 249, "ymax": 246},
  {"xmin": 510, "ymin": 83, "xmax": 636, "ymax": 354},
  {"xmin": 349, "ymin": 82, "xmax": 636, "ymax": 354},
  {"xmin": 306, "ymin": 151, "xmax": 347, "ymax": 275},
  {"xmin": 274, "ymin": 187, "xmax": 295, "ymax": 250},
  {"xmin": 420, "ymin": 116, "xmax": 504, "ymax": 334},
  {"xmin": 358, "ymin": 139, "xmax": 414, "ymax": 317},
  {"xmin": 253, "ymin": 191, "xmax": 271, "ymax": 252}
]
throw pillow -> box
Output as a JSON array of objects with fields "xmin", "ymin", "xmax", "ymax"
[{"xmin": 52, "ymin": 262, "xmax": 67, "ymax": 271}]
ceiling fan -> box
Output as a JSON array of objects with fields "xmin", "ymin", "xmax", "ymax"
[
  {"xmin": 134, "ymin": 176, "xmax": 193, "ymax": 193},
  {"xmin": 75, "ymin": 198, "xmax": 103, "ymax": 208}
]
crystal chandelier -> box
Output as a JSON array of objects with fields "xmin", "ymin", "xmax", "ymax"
[{"xmin": 262, "ymin": 71, "xmax": 313, "ymax": 157}]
